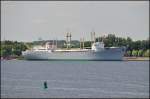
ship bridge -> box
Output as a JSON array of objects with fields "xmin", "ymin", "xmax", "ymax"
[{"xmin": 92, "ymin": 42, "xmax": 104, "ymax": 51}]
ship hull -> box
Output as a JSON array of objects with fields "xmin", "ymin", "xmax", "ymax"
[{"xmin": 22, "ymin": 48, "xmax": 125, "ymax": 61}]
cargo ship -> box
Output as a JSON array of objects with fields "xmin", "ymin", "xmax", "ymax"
[{"xmin": 22, "ymin": 32, "xmax": 126, "ymax": 60}]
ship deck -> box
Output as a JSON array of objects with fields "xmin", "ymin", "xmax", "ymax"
[{"xmin": 55, "ymin": 49, "xmax": 90, "ymax": 52}]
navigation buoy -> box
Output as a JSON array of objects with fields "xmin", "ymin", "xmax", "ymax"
[{"xmin": 44, "ymin": 81, "xmax": 48, "ymax": 89}]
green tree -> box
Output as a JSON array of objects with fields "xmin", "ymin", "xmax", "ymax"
[
  {"xmin": 1, "ymin": 45, "xmax": 12, "ymax": 57},
  {"xmin": 12, "ymin": 43, "xmax": 27, "ymax": 56},
  {"xmin": 138, "ymin": 50, "xmax": 143, "ymax": 57},
  {"xmin": 143, "ymin": 49, "xmax": 150, "ymax": 57},
  {"xmin": 132, "ymin": 50, "xmax": 138, "ymax": 57},
  {"xmin": 84, "ymin": 41, "xmax": 91, "ymax": 48},
  {"xmin": 13, "ymin": 49, "xmax": 22, "ymax": 56}
]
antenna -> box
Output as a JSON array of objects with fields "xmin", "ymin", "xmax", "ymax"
[
  {"xmin": 52, "ymin": 38, "xmax": 54, "ymax": 49},
  {"xmin": 83, "ymin": 37, "xmax": 84, "ymax": 49},
  {"xmin": 56, "ymin": 38, "xmax": 57, "ymax": 49},
  {"xmin": 91, "ymin": 32, "xmax": 93, "ymax": 47},
  {"xmin": 93, "ymin": 32, "xmax": 96, "ymax": 43},
  {"xmin": 91, "ymin": 32, "xmax": 93, "ymax": 42}
]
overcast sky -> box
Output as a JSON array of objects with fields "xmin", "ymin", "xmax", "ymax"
[{"xmin": 1, "ymin": 1, "xmax": 149, "ymax": 42}]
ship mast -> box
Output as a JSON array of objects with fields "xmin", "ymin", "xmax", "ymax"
[
  {"xmin": 56, "ymin": 38, "xmax": 57, "ymax": 49},
  {"xmin": 66, "ymin": 32, "xmax": 72, "ymax": 50},
  {"xmin": 80, "ymin": 37, "xmax": 85, "ymax": 49},
  {"xmin": 80, "ymin": 38, "xmax": 82, "ymax": 49},
  {"xmin": 93, "ymin": 32, "xmax": 96, "ymax": 43},
  {"xmin": 52, "ymin": 39, "xmax": 55, "ymax": 49},
  {"xmin": 91, "ymin": 31, "xmax": 96, "ymax": 47},
  {"xmin": 102, "ymin": 34, "xmax": 105, "ymax": 42},
  {"xmin": 66, "ymin": 32, "xmax": 69, "ymax": 49},
  {"xmin": 69, "ymin": 32, "xmax": 71, "ymax": 49}
]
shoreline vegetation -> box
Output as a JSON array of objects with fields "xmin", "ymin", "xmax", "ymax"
[
  {"xmin": 1, "ymin": 34, "xmax": 149, "ymax": 61},
  {"xmin": 123, "ymin": 57, "xmax": 149, "ymax": 61}
]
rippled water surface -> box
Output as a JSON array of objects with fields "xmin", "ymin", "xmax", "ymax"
[{"xmin": 1, "ymin": 60, "xmax": 149, "ymax": 98}]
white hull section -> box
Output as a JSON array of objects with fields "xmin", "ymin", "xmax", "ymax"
[{"xmin": 22, "ymin": 48, "xmax": 125, "ymax": 60}]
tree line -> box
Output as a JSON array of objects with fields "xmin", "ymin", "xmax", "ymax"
[
  {"xmin": 1, "ymin": 41, "xmax": 27, "ymax": 57},
  {"xmin": 1, "ymin": 34, "xmax": 149, "ymax": 57}
]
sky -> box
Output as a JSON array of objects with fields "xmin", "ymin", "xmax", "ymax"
[{"xmin": 1, "ymin": 1, "xmax": 149, "ymax": 42}]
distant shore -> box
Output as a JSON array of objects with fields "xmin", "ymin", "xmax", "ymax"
[
  {"xmin": 1, "ymin": 56, "xmax": 149, "ymax": 61},
  {"xmin": 123, "ymin": 57, "xmax": 149, "ymax": 61}
]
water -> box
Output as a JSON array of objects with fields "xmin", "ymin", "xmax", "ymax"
[{"xmin": 1, "ymin": 60, "xmax": 149, "ymax": 98}]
